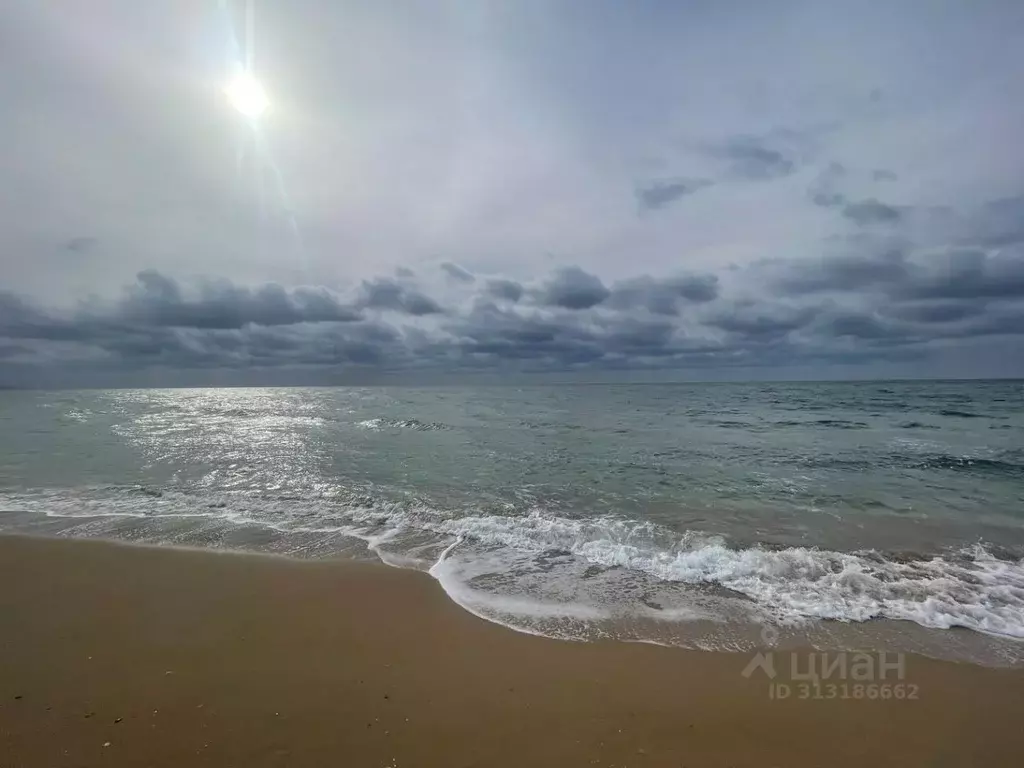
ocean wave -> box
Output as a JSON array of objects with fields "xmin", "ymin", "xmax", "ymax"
[
  {"xmin": 416, "ymin": 511, "xmax": 1024, "ymax": 638},
  {"xmin": 814, "ymin": 419, "xmax": 869, "ymax": 429},
  {"xmin": 938, "ymin": 409, "xmax": 985, "ymax": 418},
  {"xmin": 356, "ymin": 417, "xmax": 451, "ymax": 432},
  {"xmin": 3, "ymin": 487, "xmax": 1024, "ymax": 642},
  {"xmin": 798, "ymin": 451, "xmax": 1024, "ymax": 479},
  {"xmin": 909, "ymin": 455, "xmax": 1024, "ymax": 478},
  {"xmin": 770, "ymin": 419, "xmax": 868, "ymax": 429}
]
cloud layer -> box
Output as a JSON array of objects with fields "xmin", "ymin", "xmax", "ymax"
[
  {"xmin": 2, "ymin": 1, "xmax": 1023, "ymax": 383},
  {"xmin": 3, "ymin": 231, "xmax": 1023, "ymax": 385}
]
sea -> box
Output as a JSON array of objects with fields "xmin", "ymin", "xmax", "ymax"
[{"xmin": 2, "ymin": 381, "xmax": 1023, "ymax": 665}]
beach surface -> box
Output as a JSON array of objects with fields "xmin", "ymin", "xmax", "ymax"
[{"xmin": 2, "ymin": 534, "xmax": 1023, "ymax": 768}]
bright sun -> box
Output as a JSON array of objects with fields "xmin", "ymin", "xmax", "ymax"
[{"xmin": 225, "ymin": 72, "xmax": 269, "ymax": 118}]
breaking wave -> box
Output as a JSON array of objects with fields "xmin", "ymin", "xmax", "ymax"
[
  {"xmin": 797, "ymin": 451, "xmax": 1024, "ymax": 479},
  {"xmin": 356, "ymin": 418, "xmax": 451, "ymax": 431},
  {"xmin": 908, "ymin": 454, "xmax": 1024, "ymax": 478},
  {"xmin": 3, "ymin": 486, "xmax": 1024, "ymax": 653}
]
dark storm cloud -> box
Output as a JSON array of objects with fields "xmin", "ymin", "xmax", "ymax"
[
  {"xmin": 0, "ymin": 272, "xmax": 371, "ymax": 355},
  {"xmin": 0, "ymin": 342, "xmax": 30, "ymax": 359},
  {"xmin": 971, "ymin": 196, "xmax": 1024, "ymax": 248},
  {"xmin": 842, "ymin": 198, "xmax": 903, "ymax": 225},
  {"xmin": 599, "ymin": 316, "xmax": 677, "ymax": 355},
  {"xmin": 881, "ymin": 299, "xmax": 985, "ymax": 324},
  {"xmin": 811, "ymin": 191, "xmax": 847, "ymax": 208},
  {"xmin": 706, "ymin": 300, "xmax": 819, "ymax": 340},
  {"xmin": 635, "ymin": 178, "xmax": 713, "ymax": 211},
  {"xmin": 808, "ymin": 162, "xmax": 847, "ymax": 208},
  {"xmin": 445, "ymin": 302, "xmax": 600, "ymax": 364},
  {"xmin": 713, "ymin": 135, "xmax": 796, "ymax": 180},
  {"xmin": 703, "ymin": 299, "xmax": 930, "ymax": 364},
  {"xmin": 773, "ymin": 246, "xmax": 1024, "ymax": 304},
  {"xmin": 486, "ymin": 279, "xmax": 524, "ymax": 303},
  {"xmin": 120, "ymin": 271, "xmax": 364, "ymax": 328},
  {"xmin": 672, "ymin": 274, "xmax": 720, "ymax": 303},
  {"xmin": 143, "ymin": 321, "xmax": 401, "ymax": 369},
  {"xmin": 0, "ymin": 275, "xmax": 406, "ymax": 376},
  {"xmin": 897, "ymin": 249, "xmax": 1024, "ymax": 301},
  {"xmin": 814, "ymin": 310, "xmax": 905, "ymax": 342},
  {"xmin": 808, "ymin": 167, "xmax": 904, "ymax": 223},
  {"xmin": 536, "ymin": 267, "xmax": 610, "ymax": 310},
  {"xmin": 775, "ymin": 250, "xmax": 910, "ymax": 294},
  {"xmin": 3, "ymin": 267, "xmax": 728, "ymax": 379},
  {"xmin": 948, "ymin": 302, "xmax": 1024, "ymax": 340},
  {"xmin": 608, "ymin": 274, "xmax": 719, "ymax": 315},
  {"xmin": 0, "ymin": 291, "xmax": 78, "ymax": 342},
  {"xmin": 3, "ymin": 253, "xmax": 1024, "ymax": 385},
  {"xmin": 358, "ymin": 277, "xmax": 443, "ymax": 315},
  {"xmin": 65, "ymin": 236, "xmax": 98, "ymax": 253},
  {"xmin": 440, "ymin": 262, "xmax": 475, "ymax": 282},
  {"xmin": 757, "ymin": 242, "xmax": 1024, "ymax": 367},
  {"xmin": 446, "ymin": 301, "xmax": 712, "ymax": 368}
]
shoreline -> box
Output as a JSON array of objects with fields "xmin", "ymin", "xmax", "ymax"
[
  {"xmin": 7, "ymin": 510, "xmax": 1024, "ymax": 667},
  {"xmin": 3, "ymin": 534, "xmax": 1024, "ymax": 766}
]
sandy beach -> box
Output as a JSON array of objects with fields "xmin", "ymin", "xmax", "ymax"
[{"xmin": 2, "ymin": 534, "xmax": 1023, "ymax": 767}]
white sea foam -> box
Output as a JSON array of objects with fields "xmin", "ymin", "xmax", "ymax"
[
  {"xmin": 2, "ymin": 487, "xmax": 1024, "ymax": 644},
  {"xmin": 414, "ymin": 510, "xmax": 1024, "ymax": 639}
]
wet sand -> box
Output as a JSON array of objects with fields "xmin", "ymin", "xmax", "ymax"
[{"xmin": 2, "ymin": 534, "xmax": 1023, "ymax": 767}]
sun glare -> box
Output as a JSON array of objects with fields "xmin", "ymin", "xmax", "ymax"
[{"xmin": 225, "ymin": 72, "xmax": 269, "ymax": 119}]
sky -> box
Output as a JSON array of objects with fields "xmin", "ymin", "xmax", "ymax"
[{"xmin": 2, "ymin": 0, "xmax": 1024, "ymax": 386}]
